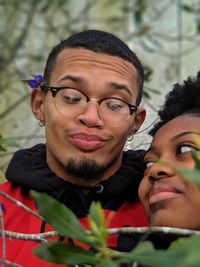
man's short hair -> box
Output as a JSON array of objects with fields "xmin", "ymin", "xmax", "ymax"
[
  {"xmin": 150, "ymin": 71, "xmax": 200, "ymax": 136},
  {"xmin": 43, "ymin": 29, "xmax": 144, "ymax": 105}
]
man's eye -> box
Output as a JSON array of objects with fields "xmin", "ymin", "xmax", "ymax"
[
  {"xmin": 109, "ymin": 103, "xmax": 122, "ymax": 111},
  {"xmin": 63, "ymin": 96, "xmax": 81, "ymax": 104},
  {"xmin": 104, "ymin": 99, "xmax": 126, "ymax": 111},
  {"xmin": 106, "ymin": 102, "xmax": 123, "ymax": 111},
  {"xmin": 60, "ymin": 88, "xmax": 84, "ymax": 104}
]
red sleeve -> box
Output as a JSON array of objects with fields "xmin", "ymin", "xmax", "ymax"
[{"xmin": 0, "ymin": 181, "xmax": 66, "ymax": 267}]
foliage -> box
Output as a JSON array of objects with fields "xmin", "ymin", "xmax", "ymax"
[
  {"xmin": 33, "ymin": 190, "xmax": 200, "ymax": 266},
  {"xmin": 31, "ymin": 140, "xmax": 200, "ymax": 266},
  {"xmin": 177, "ymin": 147, "xmax": 200, "ymax": 188},
  {"xmin": 33, "ymin": 191, "xmax": 118, "ymax": 266},
  {"xmin": 0, "ymin": 134, "xmax": 20, "ymax": 152}
]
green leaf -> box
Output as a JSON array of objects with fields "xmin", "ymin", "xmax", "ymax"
[
  {"xmin": 197, "ymin": 21, "xmax": 200, "ymax": 34},
  {"xmin": 144, "ymin": 86, "xmax": 161, "ymax": 95},
  {"xmin": 176, "ymin": 167, "xmax": 200, "ymax": 188},
  {"xmin": 0, "ymin": 145, "xmax": 6, "ymax": 152},
  {"xmin": 143, "ymin": 84, "xmax": 160, "ymax": 100},
  {"xmin": 119, "ymin": 236, "xmax": 200, "ymax": 267},
  {"xmin": 121, "ymin": 5, "xmax": 132, "ymax": 13},
  {"xmin": 32, "ymin": 191, "xmax": 93, "ymax": 245},
  {"xmin": 0, "ymin": 137, "xmax": 20, "ymax": 151},
  {"xmin": 192, "ymin": 134, "xmax": 200, "ymax": 147},
  {"xmin": 57, "ymin": 0, "xmax": 68, "ymax": 8},
  {"xmin": 107, "ymin": 16, "xmax": 121, "ymax": 22},
  {"xmin": 87, "ymin": 202, "xmax": 108, "ymax": 250},
  {"xmin": 133, "ymin": 0, "xmax": 147, "ymax": 26},
  {"xmin": 169, "ymin": 236, "xmax": 200, "ymax": 266},
  {"xmin": 96, "ymin": 258, "xmax": 119, "ymax": 267},
  {"xmin": 34, "ymin": 241, "xmax": 98, "ymax": 265},
  {"xmin": 118, "ymin": 241, "xmax": 157, "ymax": 265},
  {"xmin": 89, "ymin": 202, "xmax": 105, "ymax": 230},
  {"xmin": 191, "ymin": 150, "xmax": 200, "ymax": 170},
  {"xmin": 181, "ymin": 4, "xmax": 198, "ymax": 13},
  {"xmin": 143, "ymin": 65, "xmax": 153, "ymax": 82}
]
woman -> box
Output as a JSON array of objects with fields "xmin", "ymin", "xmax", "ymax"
[{"xmin": 139, "ymin": 71, "xmax": 200, "ymax": 230}]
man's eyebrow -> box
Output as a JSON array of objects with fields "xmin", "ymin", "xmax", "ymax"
[
  {"xmin": 58, "ymin": 76, "xmax": 133, "ymax": 96},
  {"xmin": 109, "ymin": 82, "xmax": 132, "ymax": 96},
  {"xmin": 59, "ymin": 75, "xmax": 83, "ymax": 83},
  {"xmin": 172, "ymin": 131, "xmax": 200, "ymax": 141}
]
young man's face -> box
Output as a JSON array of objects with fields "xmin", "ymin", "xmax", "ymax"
[{"xmin": 32, "ymin": 48, "xmax": 145, "ymax": 184}]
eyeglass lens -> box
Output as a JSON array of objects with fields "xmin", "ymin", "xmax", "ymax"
[{"xmin": 54, "ymin": 88, "xmax": 131, "ymax": 127}]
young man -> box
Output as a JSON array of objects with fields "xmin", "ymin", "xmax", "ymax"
[{"xmin": 0, "ymin": 30, "xmax": 147, "ymax": 266}]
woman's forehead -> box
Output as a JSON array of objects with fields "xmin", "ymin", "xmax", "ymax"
[{"xmin": 148, "ymin": 114, "xmax": 200, "ymax": 151}]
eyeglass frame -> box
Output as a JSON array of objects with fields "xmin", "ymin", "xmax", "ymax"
[{"xmin": 40, "ymin": 85, "xmax": 138, "ymax": 116}]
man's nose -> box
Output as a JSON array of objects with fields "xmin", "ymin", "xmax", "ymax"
[{"xmin": 77, "ymin": 101, "xmax": 104, "ymax": 128}]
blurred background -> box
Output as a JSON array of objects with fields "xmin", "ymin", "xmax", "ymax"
[{"xmin": 0, "ymin": 0, "xmax": 200, "ymax": 181}]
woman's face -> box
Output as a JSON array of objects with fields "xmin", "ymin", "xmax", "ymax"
[{"xmin": 139, "ymin": 114, "xmax": 200, "ymax": 229}]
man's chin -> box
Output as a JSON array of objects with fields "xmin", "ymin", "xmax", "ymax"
[{"xmin": 65, "ymin": 157, "xmax": 106, "ymax": 180}]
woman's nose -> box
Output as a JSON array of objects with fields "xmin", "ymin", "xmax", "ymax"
[
  {"xmin": 147, "ymin": 162, "xmax": 175, "ymax": 183},
  {"xmin": 77, "ymin": 101, "xmax": 104, "ymax": 128}
]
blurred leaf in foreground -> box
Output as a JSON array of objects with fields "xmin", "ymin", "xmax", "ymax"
[
  {"xmin": 177, "ymin": 146, "xmax": 200, "ymax": 188},
  {"xmin": 32, "ymin": 191, "xmax": 200, "ymax": 267},
  {"xmin": 0, "ymin": 134, "xmax": 20, "ymax": 151},
  {"xmin": 32, "ymin": 191, "xmax": 92, "ymax": 245},
  {"xmin": 119, "ymin": 235, "xmax": 200, "ymax": 267},
  {"xmin": 34, "ymin": 241, "xmax": 97, "ymax": 265}
]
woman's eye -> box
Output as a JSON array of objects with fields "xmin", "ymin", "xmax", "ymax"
[
  {"xmin": 178, "ymin": 144, "xmax": 193, "ymax": 154},
  {"xmin": 145, "ymin": 161, "xmax": 154, "ymax": 169}
]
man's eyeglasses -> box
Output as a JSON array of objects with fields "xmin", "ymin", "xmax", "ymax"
[{"xmin": 42, "ymin": 86, "xmax": 137, "ymax": 127}]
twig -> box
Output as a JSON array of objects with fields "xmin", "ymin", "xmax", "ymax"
[
  {"xmin": 0, "ymin": 0, "xmax": 38, "ymax": 72},
  {"xmin": 0, "ymin": 226, "xmax": 199, "ymax": 243},
  {"xmin": 0, "ymin": 230, "xmax": 58, "ymax": 242},
  {"xmin": 0, "ymin": 192, "xmax": 43, "ymax": 220},
  {"xmin": 0, "ymin": 207, "xmax": 5, "ymax": 267},
  {"xmin": 0, "ymin": 93, "xmax": 30, "ymax": 119},
  {"xmin": 0, "ymin": 258, "xmax": 22, "ymax": 267},
  {"xmin": 0, "ymin": 192, "xmax": 199, "ymax": 244},
  {"xmin": 107, "ymin": 226, "xmax": 200, "ymax": 236}
]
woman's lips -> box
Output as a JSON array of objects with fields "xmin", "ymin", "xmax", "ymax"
[
  {"xmin": 148, "ymin": 182, "xmax": 184, "ymax": 205},
  {"xmin": 69, "ymin": 133, "xmax": 107, "ymax": 151}
]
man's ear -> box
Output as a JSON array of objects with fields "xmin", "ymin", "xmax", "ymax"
[
  {"xmin": 31, "ymin": 89, "xmax": 45, "ymax": 122},
  {"xmin": 130, "ymin": 107, "xmax": 146, "ymax": 134}
]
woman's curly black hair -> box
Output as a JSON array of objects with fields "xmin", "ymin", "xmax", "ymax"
[{"xmin": 150, "ymin": 71, "xmax": 200, "ymax": 136}]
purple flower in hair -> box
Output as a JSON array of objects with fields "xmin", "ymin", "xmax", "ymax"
[{"xmin": 28, "ymin": 75, "xmax": 44, "ymax": 89}]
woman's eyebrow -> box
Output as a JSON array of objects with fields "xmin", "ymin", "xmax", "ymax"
[
  {"xmin": 145, "ymin": 131, "xmax": 200, "ymax": 155},
  {"xmin": 172, "ymin": 131, "xmax": 200, "ymax": 141},
  {"xmin": 145, "ymin": 146, "xmax": 155, "ymax": 155}
]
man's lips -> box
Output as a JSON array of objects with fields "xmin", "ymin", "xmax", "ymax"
[
  {"xmin": 69, "ymin": 133, "xmax": 109, "ymax": 151},
  {"xmin": 148, "ymin": 182, "xmax": 184, "ymax": 205}
]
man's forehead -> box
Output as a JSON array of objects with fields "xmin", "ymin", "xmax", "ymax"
[
  {"xmin": 53, "ymin": 48, "xmax": 137, "ymax": 81},
  {"xmin": 55, "ymin": 48, "xmax": 134, "ymax": 69}
]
